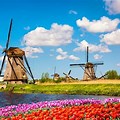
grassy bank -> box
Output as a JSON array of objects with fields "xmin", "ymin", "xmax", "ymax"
[{"xmin": 3, "ymin": 81, "xmax": 120, "ymax": 96}]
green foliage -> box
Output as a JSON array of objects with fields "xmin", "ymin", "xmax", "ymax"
[
  {"xmin": 3, "ymin": 83, "xmax": 120, "ymax": 96},
  {"xmin": 41, "ymin": 72, "xmax": 49, "ymax": 79},
  {"xmin": 40, "ymin": 72, "xmax": 52, "ymax": 83},
  {"xmin": 105, "ymin": 70, "xmax": 120, "ymax": 79},
  {"xmin": 118, "ymin": 75, "xmax": 120, "ymax": 79},
  {"xmin": 53, "ymin": 78, "xmax": 63, "ymax": 83}
]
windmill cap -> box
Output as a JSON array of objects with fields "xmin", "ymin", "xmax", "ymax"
[
  {"xmin": 6, "ymin": 47, "xmax": 25, "ymax": 57},
  {"xmin": 85, "ymin": 62, "xmax": 94, "ymax": 67}
]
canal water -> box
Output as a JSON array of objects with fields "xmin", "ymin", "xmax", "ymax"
[{"xmin": 0, "ymin": 92, "xmax": 120, "ymax": 107}]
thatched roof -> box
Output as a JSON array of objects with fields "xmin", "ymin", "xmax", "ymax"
[
  {"xmin": 6, "ymin": 47, "xmax": 25, "ymax": 57},
  {"xmin": 85, "ymin": 62, "xmax": 94, "ymax": 68}
]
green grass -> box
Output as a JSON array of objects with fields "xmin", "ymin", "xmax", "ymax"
[{"xmin": 2, "ymin": 83, "xmax": 120, "ymax": 96}]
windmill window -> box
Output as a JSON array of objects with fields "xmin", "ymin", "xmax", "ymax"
[{"xmin": 23, "ymin": 74, "xmax": 26, "ymax": 78}]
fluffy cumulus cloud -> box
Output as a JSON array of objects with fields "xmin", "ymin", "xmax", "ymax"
[
  {"xmin": 22, "ymin": 46, "xmax": 44, "ymax": 58},
  {"xmin": 23, "ymin": 23, "xmax": 73, "ymax": 46},
  {"xmin": 100, "ymin": 29, "xmax": 120, "ymax": 45},
  {"xmin": 56, "ymin": 48, "xmax": 68, "ymax": 60},
  {"xmin": 56, "ymin": 48, "xmax": 79, "ymax": 61},
  {"xmin": 73, "ymin": 40, "xmax": 111, "ymax": 53},
  {"xmin": 94, "ymin": 54, "xmax": 103, "ymax": 60},
  {"xmin": 68, "ymin": 55, "xmax": 80, "ymax": 61},
  {"xmin": 76, "ymin": 16, "xmax": 120, "ymax": 33},
  {"xmin": 104, "ymin": 0, "xmax": 120, "ymax": 14},
  {"xmin": 69, "ymin": 10, "xmax": 78, "ymax": 15}
]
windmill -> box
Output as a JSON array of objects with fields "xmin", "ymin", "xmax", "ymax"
[
  {"xmin": 0, "ymin": 19, "xmax": 35, "ymax": 84},
  {"xmin": 63, "ymin": 70, "xmax": 75, "ymax": 81},
  {"xmin": 70, "ymin": 46, "xmax": 103, "ymax": 80},
  {"xmin": 51, "ymin": 66, "xmax": 60, "ymax": 80}
]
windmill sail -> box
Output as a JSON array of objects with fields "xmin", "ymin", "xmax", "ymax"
[
  {"xmin": 70, "ymin": 46, "xmax": 104, "ymax": 80},
  {"xmin": 63, "ymin": 70, "xmax": 75, "ymax": 81},
  {"xmin": 0, "ymin": 19, "xmax": 13, "ymax": 75},
  {"xmin": 0, "ymin": 19, "xmax": 34, "ymax": 84}
]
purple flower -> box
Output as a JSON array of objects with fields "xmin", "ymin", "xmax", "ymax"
[{"xmin": 0, "ymin": 98, "xmax": 120, "ymax": 117}]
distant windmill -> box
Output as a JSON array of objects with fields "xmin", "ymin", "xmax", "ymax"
[
  {"xmin": 70, "ymin": 46, "xmax": 104, "ymax": 80},
  {"xmin": 0, "ymin": 19, "xmax": 34, "ymax": 84},
  {"xmin": 63, "ymin": 70, "xmax": 75, "ymax": 81},
  {"xmin": 51, "ymin": 66, "xmax": 60, "ymax": 80}
]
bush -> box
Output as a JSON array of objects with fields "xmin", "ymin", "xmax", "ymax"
[{"xmin": 105, "ymin": 70, "xmax": 120, "ymax": 79}]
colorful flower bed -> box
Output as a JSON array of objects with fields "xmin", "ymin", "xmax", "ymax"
[{"xmin": 0, "ymin": 98, "xmax": 120, "ymax": 120}]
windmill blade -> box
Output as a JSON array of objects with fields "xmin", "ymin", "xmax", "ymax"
[
  {"xmin": 63, "ymin": 72, "xmax": 67, "ymax": 76},
  {"xmin": 93, "ymin": 63, "xmax": 104, "ymax": 66},
  {"xmin": 63, "ymin": 71, "xmax": 75, "ymax": 80},
  {"xmin": 68, "ymin": 70, "xmax": 71, "ymax": 75},
  {"xmin": 0, "ymin": 19, "xmax": 13, "ymax": 75},
  {"xmin": 24, "ymin": 55, "xmax": 35, "ymax": 83},
  {"xmin": 98, "ymin": 73, "xmax": 108, "ymax": 79},
  {"xmin": 54, "ymin": 66, "xmax": 56, "ymax": 75},
  {"xmin": 70, "ymin": 63, "xmax": 85, "ymax": 66},
  {"xmin": 52, "ymin": 66, "xmax": 56, "ymax": 79},
  {"xmin": 0, "ymin": 54, "xmax": 7, "ymax": 75},
  {"xmin": 69, "ymin": 76, "xmax": 76, "ymax": 80},
  {"xmin": 15, "ymin": 56, "xmax": 33, "ymax": 78},
  {"xmin": 86, "ymin": 46, "xmax": 89, "ymax": 63},
  {"xmin": 5, "ymin": 19, "xmax": 13, "ymax": 51}
]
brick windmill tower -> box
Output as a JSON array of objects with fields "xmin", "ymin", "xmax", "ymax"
[
  {"xmin": 0, "ymin": 19, "xmax": 34, "ymax": 84},
  {"xmin": 70, "ymin": 46, "xmax": 103, "ymax": 80}
]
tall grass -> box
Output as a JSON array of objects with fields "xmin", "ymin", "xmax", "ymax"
[{"xmin": 4, "ymin": 83, "xmax": 120, "ymax": 96}]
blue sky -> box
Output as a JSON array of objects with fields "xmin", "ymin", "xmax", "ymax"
[{"xmin": 0, "ymin": 0, "xmax": 120, "ymax": 80}]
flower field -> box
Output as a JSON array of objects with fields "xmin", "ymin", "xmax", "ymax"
[{"xmin": 0, "ymin": 98, "xmax": 120, "ymax": 120}]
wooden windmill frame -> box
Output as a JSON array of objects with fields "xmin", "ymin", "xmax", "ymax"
[
  {"xmin": 70, "ymin": 46, "xmax": 104, "ymax": 80},
  {"xmin": 0, "ymin": 19, "xmax": 34, "ymax": 84},
  {"xmin": 63, "ymin": 70, "xmax": 76, "ymax": 81}
]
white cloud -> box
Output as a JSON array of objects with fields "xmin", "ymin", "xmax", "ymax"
[
  {"xmin": 56, "ymin": 48, "xmax": 68, "ymax": 56},
  {"xmin": 22, "ymin": 46, "xmax": 44, "ymax": 58},
  {"xmin": 76, "ymin": 16, "xmax": 120, "ymax": 33},
  {"xmin": 56, "ymin": 54, "xmax": 67, "ymax": 60},
  {"xmin": 23, "ymin": 23, "xmax": 73, "ymax": 46},
  {"xmin": 117, "ymin": 63, "xmax": 120, "ymax": 67},
  {"xmin": 100, "ymin": 29, "xmax": 120, "ymax": 45},
  {"xmin": 56, "ymin": 48, "xmax": 80, "ymax": 61},
  {"xmin": 94, "ymin": 54, "xmax": 103, "ymax": 60},
  {"xmin": 24, "ymin": 26, "xmax": 30, "ymax": 30},
  {"xmin": 68, "ymin": 55, "xmax": 80, "ymax": 61},
  {"xmin": 104, "ymin": 0, "xmax": 120, "ymax": 14},
  {"xmin": 73, "ymin": 40, "xmax": 111, "ymax": 53},
  {"xmin": 69, "ymin": 10, "xmax": 78, "ymax": 15},
  {"xmin": 56, "ymin": 48, "xmax": 68, "ymax": 60}
]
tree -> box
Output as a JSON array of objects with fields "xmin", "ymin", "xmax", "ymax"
[
  {"xmin": 40, "ymin": 72, "xmax": 50, "ymax": 83},
  {"xmin": 105, "ymin": 70, "xmax": 119, "ymax": 79},
  {"xmin": 41, "ymin": 72, "xmax": 49, "ymax": 79}
]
